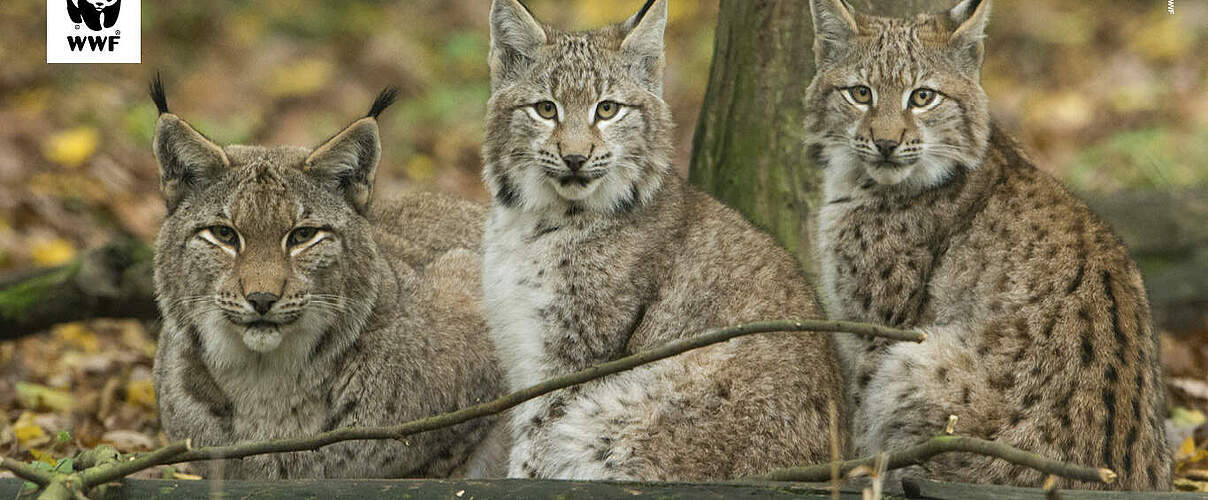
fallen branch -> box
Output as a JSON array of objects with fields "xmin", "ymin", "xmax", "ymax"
[
  {"xmin": 165, "ymin": 320, "xmax": 924, "ymax": 464},
  {"xmin": 0, "ymin": 457, "xmax": 56, "ymax": 485},
  {"xmin": 755, "ymin": 435, "xmax": 1116, "ymax": 486},
  {"xmin": 78, "ymin": 441, "xmax": 190, "ymax": 488},
  {"xmin": 1, "ymin": 319, "xmax": 923, "ymax": 498}
]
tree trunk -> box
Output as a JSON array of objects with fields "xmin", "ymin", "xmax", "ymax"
[{"xmin": 688, "ymin": 0, "xmax": 955, "ymax": 281}]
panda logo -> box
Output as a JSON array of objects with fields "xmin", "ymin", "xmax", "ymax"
[{"xmin": 66, "ymin": 0, "xmax": 121, "ymax": 32}]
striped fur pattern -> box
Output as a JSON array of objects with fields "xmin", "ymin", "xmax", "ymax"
[
  {"xmin": 151, "ymin": 92, "xmax": 507, "ymax": 479},
  {"xmin": 480, "ymin": 0, "xmax": 847, "ymax": 480},
  {"xmin": 804, "ymin": 0, "xmax": 1171, "ymax": 490}
]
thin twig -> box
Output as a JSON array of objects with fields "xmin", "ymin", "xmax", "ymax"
[
  {"xmin": 755, "ymin": 435, "xmax": 1116, "ymax": 485},
  {"xmin": 1, "ymin": 457, "xmax": 56, "ymax": 485},
  {"xmin": 0, "ymin": 320, "xmax": 923, "ymax": 492},
  {"xmin": 79, "ymin": 440, "xmax": 190, "ymax": 487},
  {"xmin": 116, "ymin": 320, "xmax": 924, "ymax": 469}
]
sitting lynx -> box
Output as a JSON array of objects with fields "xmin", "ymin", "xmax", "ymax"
[
  {"xmin": 480, "ymin": 0, "xmax": 846, "ymax": 480},
  {"xmin": 804, "ymin": 0, "xmax": 1171, "ymax": 490},
  {"xmin": 150, "ymin": 81, "xmax": 506, "ymax": 479}
]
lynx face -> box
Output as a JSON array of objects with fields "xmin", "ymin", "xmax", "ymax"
[
  {"xmin": 805, "ymin": 0, "xmax": 992, "ymax": 190},
  {"xmin": 152, "ymin": 89, "xmax": 392, "ymax": 356},
  {"xmin": 156, "ymin": 151, "xmax": 373, "ymax": 353},
  {"xmin": 483, "ymin": 0, "xmax": 674, "ymax": 215}
]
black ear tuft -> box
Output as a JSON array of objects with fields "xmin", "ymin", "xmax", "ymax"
[
  {"xmin": 149, "ymin": 72, "xmax": 170, "ymax": 115},
  {"xmin": 366, "ymin": 87, "xmax": 400, "ymax": 119},
  {"xmin": 630, "ymin": 0, "xmax": 657, "ymax": 27}
]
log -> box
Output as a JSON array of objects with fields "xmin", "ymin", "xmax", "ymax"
[
  {"xmin": 0, "ymin": 478, "xmax": 1201, "ymax": 499},
  {"xmin": 0, "ymin": 239, "xmax": 156, "ymax": 340}
]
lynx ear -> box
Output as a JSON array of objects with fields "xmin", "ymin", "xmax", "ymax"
[
  {"xmin": 620, "ymin": 0, "xmax": 667, "ymax": 94},
  {"xmin": 304, "ymin": 89, "xmax": 396, "ymax": 214},
  {"xmin": 948, "ymin": 0, "xmax": 991, "ymax": 73},
  {"xmin": 489, "ymin": 0, "xmax": 547, "ymax": 90},
  {"xmin": 150, "ymin": 78, "xmax": 230, "ymax": 212},
  {"xmin": 809, "ymin": 0, "xmax": 859, "ymax": 66}
]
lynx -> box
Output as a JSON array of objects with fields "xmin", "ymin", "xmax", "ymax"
[
  {"xmin": 804, "ymin": 0, "xmax": 1171, "ymax": 490},
  {"xmin": 480, "ymin": 0, "xmax": 846, "ymax": 480},
  {"xmin": 150, "ymin": 81, "xmax": 506, "ymax": 479}
]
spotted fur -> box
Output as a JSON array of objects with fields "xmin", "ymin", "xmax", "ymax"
[
  {"xmin": 480, "ymin": 0, "xmax": 846, "ymax": 480},
  {"xmin": 804, "ymin": 0, "xmax": 1171, "ymax": 490},
  {"xmin": 151, "ymin": 89, "xmax": 507, "ymax": 479}
]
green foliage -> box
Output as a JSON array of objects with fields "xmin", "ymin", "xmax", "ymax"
[{"xmin": 1067, "ymin": 126, "xmax": 1208, "ymax": 192}]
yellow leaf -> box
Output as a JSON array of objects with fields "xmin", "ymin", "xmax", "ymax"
[
  {"xmin": 1130, "ymin": 15, "xmax": 1192, "ymax": 62},
  {"xmin": 42, "ymin": 127, "xmax": 100, "ymax": 168},
  {"xmin": 15, "ymin": 382, "xmax": 74, "ymax": 412},
  {"xmin": 1172, "ymin": 407, "xmax": 1207, "ymax": 427},
  {"xmin": 1178, "ymin": 437, "xmax": 1198, "ymax": 461},
  {"xmin": 265, "ymin": 59, "xmax": 333, "ymax": 98},
  {"xmin": 404, "ymin": 154, "xmax": 436, "ymax": 182},
  {"xmin": 13, "ymin": 412, "xmax": 49, "ymax": 450},
  {"xmin": 125, "ymin": 379, "xmax": 157, "ymax": 409},
  {"xmin": 53, "ymin": 322, "xmax": 100, "ymax": 354},
  {"xmin": 29, "ymin": 449, "xmax": 56, "ymax": 466},
  {"xmin": 31, "ymin": 238, "xmax": 76, "ymax": 267}
]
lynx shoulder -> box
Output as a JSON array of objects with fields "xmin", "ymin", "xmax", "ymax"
[
  {"xmin": 479, "ymin": 0, "xmax": 846, "ymax": 481},
  {"xmin": 804, "ymin": 0, "xmax": 1171, "ymax": 490},
  {"xmin": 150, "ymin": 83, "xmax": 506, "ymax": 479}
]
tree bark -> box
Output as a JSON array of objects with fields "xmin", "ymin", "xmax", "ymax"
[{"xmin": 689, "ymin": 0, "xmax": 968, "ymax": 281}]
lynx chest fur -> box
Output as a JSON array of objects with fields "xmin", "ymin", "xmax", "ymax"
[
  {"xmin": 805, "ymin": 0, "xmax": 1171, "ymax": 490},
  {"xmin": 480, "ymin": 0, "xmax": 846, "ymax": 481}
]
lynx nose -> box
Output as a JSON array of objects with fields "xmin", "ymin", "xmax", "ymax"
[
  {"xmin": 562, "ymin": 154, "xmax": 588, "ymax": 172},
  {"xmin": 874, "ymin": 139, "xmax": 899, "ymax": 158},
  {"xmin": 246, "ymin": 292, "xmax": 279, "ymax": 315}
]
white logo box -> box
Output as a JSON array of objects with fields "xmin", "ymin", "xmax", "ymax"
[{"xmin": 47, "ymin": 0, "xmax": 141, "ymax": 63}]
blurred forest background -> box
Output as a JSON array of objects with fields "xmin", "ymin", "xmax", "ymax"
[{"xmin": 0, "ymin": 0, "xmax": 1206, "ymax": 488}]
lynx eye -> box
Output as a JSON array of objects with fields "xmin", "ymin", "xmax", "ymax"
[
  {"xmin": 595, "ymin": 101, "xmax": 621, "ymax": 121},
  {"xmin": 534, "ymin": 101, "xmax": 558, "ymax": 120},
  {"xmin": 208, "ymin": 225, "xmax": 239, "ymax": 246},
  {"xmin": 847, "ymin": 86, "xmax": 873, "ymax": 105},
  {"xmin": 909, "ymin": 88, "xmax": 938, "ymax": 108},
  {"xmin": 287, "ymin": 227, "xmax": 320, "ymax": 247}
]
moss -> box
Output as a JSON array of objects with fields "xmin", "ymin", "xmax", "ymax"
[{"xmin": 0, "ymin": 262, "xmax": 77, "ymax": 321}]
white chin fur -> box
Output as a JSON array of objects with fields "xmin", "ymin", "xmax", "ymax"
[
  {"xmin": 865, "ymin": 164, "xmax": 917, "ymax": 186},
  {"xmin": 550, "ymin": 178, "xmax": 602, "ymax": 201},
  {"xmin": 242, "ymin": 327, "xmax": 283, "ymax": 352}
]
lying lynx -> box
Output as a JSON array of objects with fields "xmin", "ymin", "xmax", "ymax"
[
  {"xmin": 480, "ymin": 0, "xmax": 846, "ymax": 480},
  {"xmin": 150, "ymin": 81, "xmax": 506, "ymax": 479},
  {"xmin": 805, "ymin": 0, "xmax": 1171, "ymax": 490}
]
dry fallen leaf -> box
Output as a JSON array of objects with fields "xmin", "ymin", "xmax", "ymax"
[
  {"xmin": 15, "ymin": 382, "xmax": 73, "ymax": 413},
  {"xmin": 42, "ymin": 126, "xmax": 99, "ymax": 168},
  {"xmin": 125, "ymin": 379, "xmax": 156, "ymax": 409},
  {"xmin": 53, "ymin": 322, "xmax": 101, "ymax": 354},
  {"xmin": 101, "ymin": 430, "xmax": 157, "ymax": 452},
  {"xmin": 13, "ymin": 411, "xmax": 50, "ymax": 450},
  {"xmin": 30, "ymin": 238, "xmax": 77, "ymax": 267}
]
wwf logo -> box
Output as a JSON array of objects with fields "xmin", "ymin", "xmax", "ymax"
[{"xmin": 66, "ymin": 0, "xmax": 121, "ymax": 31}]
